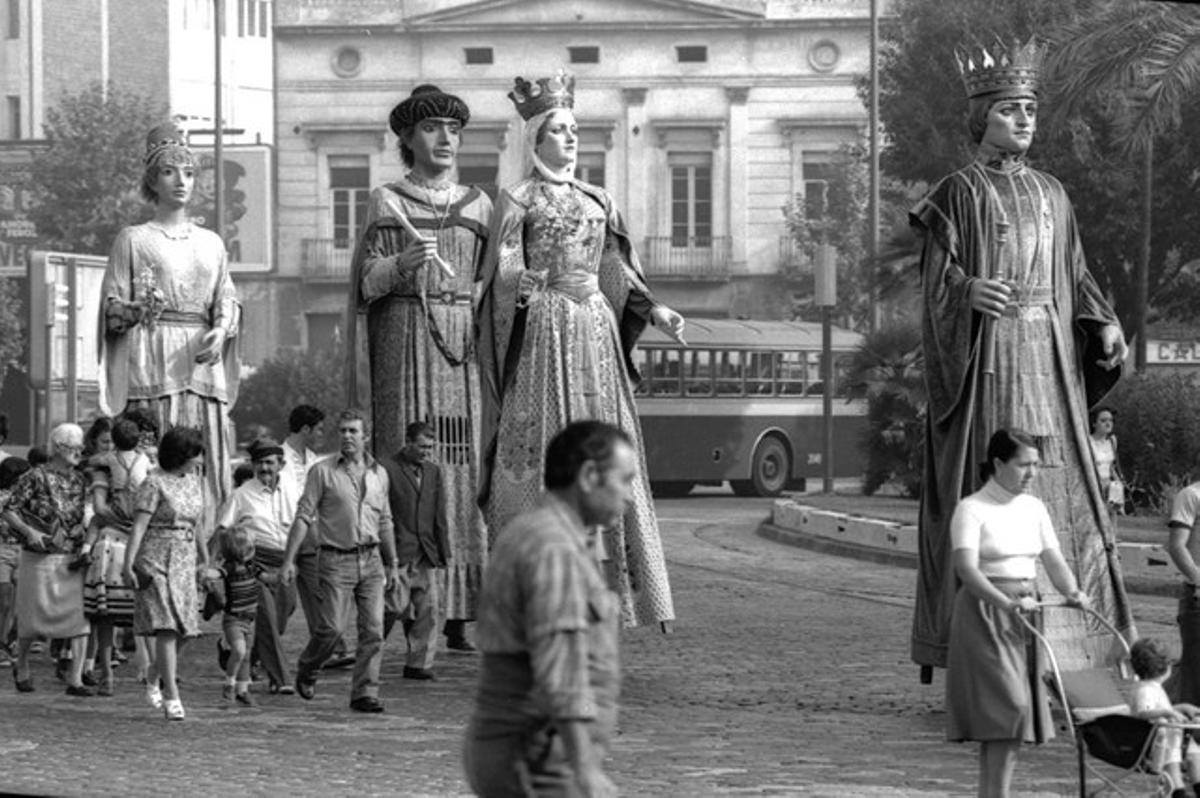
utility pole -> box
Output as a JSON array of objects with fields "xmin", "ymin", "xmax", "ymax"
[
  {"xmin": 214, "ymin": 0, "xmax": 225, "ymax": 250},
  {"xmin": 868, "ymin": 0, "xmax": 881, "ymax": 334}
]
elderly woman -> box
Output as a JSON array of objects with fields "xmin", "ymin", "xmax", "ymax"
[
  {"xmin": 98, "ymin": 122, "xmax": 241, "ymax": 525},
  {"xmin": 947, "ymin": 428, "xmax": 1090, "ymax": 798},
  {"xmin": 476, "ymin": 71, "xmax": 684, "ymax": 630},
  {"xmin": 123, "ymin": 426, "xmax": 210, "ymax": 721},
  {"xmin": 3, "ymin": 423, "xmax": 94, "ymax": 696}
]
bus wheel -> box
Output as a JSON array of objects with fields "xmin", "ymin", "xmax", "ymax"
[
  {"xmin": 746, "ymin": 437, "xmax": 791, "ymax": 497},
  {"xmin": 652, "ymin": 481, "xmax": 694, "ymax": 498}
]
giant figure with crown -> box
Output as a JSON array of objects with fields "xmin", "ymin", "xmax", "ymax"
[
  {"xmin": 910, "ymin": 40, "xmax": 1133, "ymax": 674},
  {"xmin": 476, "ymin": 71, "xmax": 685, "ymax": 630}
]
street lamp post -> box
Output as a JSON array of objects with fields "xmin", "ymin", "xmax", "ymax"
[{"xmin": 213, "ymin": 0, "xmax": 225, "ymax": 249}]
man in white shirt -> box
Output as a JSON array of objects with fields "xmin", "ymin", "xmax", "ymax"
[
  {"xmin": 215, "ymin": 437, "xmax": 299, "ymax": 693},
  {"xmin": 1167, "ymin": 480, "xmax": 1200, "ymax": 704}
]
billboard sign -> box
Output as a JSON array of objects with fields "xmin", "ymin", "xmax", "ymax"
[
  {"xmin": 190, "ymin": 145, "xmax": 273, "ymax": 273},
  {"xmin": 0, "ymin": 145, "xmax": 45, "ymax": 276}
]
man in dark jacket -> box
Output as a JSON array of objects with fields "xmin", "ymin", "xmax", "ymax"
[{"xmin": 382, "ymin": 421, "xmax": 449, "ymax": 680}]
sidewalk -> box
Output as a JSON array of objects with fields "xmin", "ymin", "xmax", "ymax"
[{"xmin": 761, "ymin": 491, "xmax": 1178, "ymax": 596}]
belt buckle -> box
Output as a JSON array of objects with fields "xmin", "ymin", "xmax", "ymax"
[{"xmin": 440, "ymin": 291, "xmax": 454, "ymax": 305}]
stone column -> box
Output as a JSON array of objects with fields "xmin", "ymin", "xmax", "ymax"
[
  {"xmin": 726, "ymin": 86, "xmax": 750, "ymax": 273},
  {"xmin": 621, "ymin": 87, "xmax": 648, "ymax": 242}
]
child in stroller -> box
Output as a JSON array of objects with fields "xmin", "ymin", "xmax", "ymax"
[{"xmin": 1130, "ymin": 637, "xmax": 1200, "ymax": 797}]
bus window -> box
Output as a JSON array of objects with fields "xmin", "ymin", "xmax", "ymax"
[
  {"xmin": 746, "ymin": 351, "xmax": 776, "ymax": 395},
  {"xmin": 633, "ymin": 349, "xmax": 651, "ymax": 396},
  {"xmin": 685, "ymin": 350, "xmax": 714, "ymax": 396},
  {"xmin": 715, "ymin": 350, "xmax": 744, "ymax": 396},
  {"xmin": 652, "ymin": 348, "xmax": 683, "ymax": 396},
  {"xmin": 776, "ymin": 351, "xmax": 807, "ymax": 395},
  {"xmin": 833, "ymin": 353, "xmax": 854, "ymax": 398}
]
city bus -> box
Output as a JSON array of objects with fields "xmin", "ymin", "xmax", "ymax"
[{"xmin": 633, "ymin": 319, "xmax": 867, "ymax": 497}]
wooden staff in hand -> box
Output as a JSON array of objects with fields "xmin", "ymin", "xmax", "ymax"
[{"xmin": 382, "ymin": 196, "xmax": 456, "ymax": 279}]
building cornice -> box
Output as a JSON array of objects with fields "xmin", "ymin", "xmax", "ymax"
[
  {"xmin": 295, "ymin": 122, "xmax": 388, "ymax": 150},
  {"xmin": 277, "ymin": 75, "xmax": 863, "ymax": 93},
  {"xmin": 651, "ymin": 118, "xmax": 726, "ymax": 148},
  {"xmin": 273, "ymin": 17, "xmax": 880, "ymax": 36}
]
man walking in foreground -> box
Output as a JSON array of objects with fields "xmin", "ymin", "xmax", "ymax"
[{"xmin": 463, "ymin": 420, "xmax": 630, "ymax": 797}]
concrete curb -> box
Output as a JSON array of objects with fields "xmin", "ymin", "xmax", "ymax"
[{"xmin": 760, "ymin": 498, "xmax": 1180, "ymax": 598}]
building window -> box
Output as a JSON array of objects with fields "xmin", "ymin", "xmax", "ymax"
[
  {"xmin": 458, "ymin": 152, "xmax": 500, "ymax": 200},
  {"xmin": 259, "ymin": 0, "xmax": 269, "ymax": 36},
  {"xmin": 237, "ymin": 0, "xmax": 245, "ymax": 36},
  {"xmin": 669, "ymin": 152, "xmax": 712, "ymax": 247},
  {"xmin": 568, "ymin": 46, "xmax": 599, "ymax": 64},
  {"xmin": 676, "ymin": 45, "xmax": 707, "ymax": 63},
  {"xmin": 6, "ymin": 0, "xmax": 18, "ymax": 39},
  {"xmin": 5, "ymin": 96, "xmax": 19, "ymax": 140},
  {"xmin": 576, "ymin": 151, "xmax": 605, "ymax": 188},
  {"xmin": 329, "ymin": 155, "xmax": 370, "ymax": 250},
  {"xmin": 464, "ymin": 47, "xmax": 493, "ymax": 65},
  {"xmin": 802, "ymin": 160, "xmax": 835, "ymax": 222},
  {"xmin": 185, "ymin": 0, "xmax": 212, "ymax": 30}
]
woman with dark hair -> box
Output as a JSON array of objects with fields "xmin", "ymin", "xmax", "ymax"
[
  {"xmin": 98, "ymin": 122, "xmax": 241, "ymax": 526},
  {"xmin": 946, "ymin": 427, "xmax": 1090, "ymax": 798},
  {"xmin": 1088, "ymin": 407, "xmax": 1125, "ymax": 514},
  {"xmin": 3, "ymin": 424, "xmax": 94, "ymax": 696},
  {"xmin": 477, "ymin": 70, "xmax": 684, "ymax": 630},
  {"xmin": 123, "ymin": 425, "xmax": 211, "ymax": 720},
  {"xmin": 83, "ymin": 417, "xmax": 115, "ymax": 460}
]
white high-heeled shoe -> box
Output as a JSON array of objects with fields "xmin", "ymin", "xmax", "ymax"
[
  {"xmin": 145, "ymin": 682, "xmax": 163, "ymax": 710},
  {"xmin": 163, "ymin": 697, "xmax": 185, "ymax": 721}
]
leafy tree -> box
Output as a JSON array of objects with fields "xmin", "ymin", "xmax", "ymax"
[
  {"xmin": 873, "ymin": 0, "xmax": 1200, "ymax": 335},
  {"xmin": 27, "ymin": 82, "xmax": 164, "ymax": 255},
  {"xmin": 231, "ymin": 339, "xmax": 346, "ymax": 452},
  {"xmin": 0, "ymin": 276, "xmax": 23, "ymax": 395}
]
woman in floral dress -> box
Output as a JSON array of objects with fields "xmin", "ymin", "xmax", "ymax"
[
  {"xmin": 123, "ymin": 426, "xmax": 211, "ymax": 720},
  {"xmin": 98, "ymin": 123, "xmax": 240, "ymax": 523},
  {"xmin": 3, "ymin": 423, "xmax": 94, "ymax": 696},
  {"xmin": 477, "ymin": 73, "xmax": 686, "ymax": 629}
]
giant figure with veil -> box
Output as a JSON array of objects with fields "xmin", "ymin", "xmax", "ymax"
[
  {"xmin": 476, "ymin": 71, "xmax": 685, "ymax": 629},
  {"xmin": 910, "ymin": 40, "xmax": 1133, "ymax": 673}
]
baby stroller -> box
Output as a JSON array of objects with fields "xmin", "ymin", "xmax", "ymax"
[{"xmin": 1019, "ymin": 601, "xmax": 1198, "ymax": 797}]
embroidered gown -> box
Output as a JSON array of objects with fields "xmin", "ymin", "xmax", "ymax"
[
  {"xmin": 98, "ymin": 223, "xmax": 241, "ymax": 517},
  {"xmin": 477, "ymin": 177, "xmax": 674, "ymax": 628},
  {"xmin": 911, "ymin": 158, "xmax": 1132, "ymax": 671},
  {"xmin": 348, "ymin": 176, "xmax": 492, "ymax": 620}
]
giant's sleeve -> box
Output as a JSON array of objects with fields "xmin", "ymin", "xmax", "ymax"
[
  {"xmin": 357, "ymin": 188, "xmax": 410, "ymax": 303},
  {"xmin": 98, "ymin": 228, "xmax": 136, "ymax": 415}
]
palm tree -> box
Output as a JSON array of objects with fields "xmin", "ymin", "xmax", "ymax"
[{"xmin": 1046, "ymin": 1, "xmax": 1200, "ymax": 370}]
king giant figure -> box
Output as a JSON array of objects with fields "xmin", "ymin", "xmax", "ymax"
[{"xmin": 910, "ymin": 40, "xmax": 1133, "ymax": 673}]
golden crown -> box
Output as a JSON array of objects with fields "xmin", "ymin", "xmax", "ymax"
[
  {"xmin": 955, "ymin": 38, "xmax": 1044, "ymax": 99},
  {"xmin": 508, "ymin": 70, "xmax": 575, "ymax": 121}
]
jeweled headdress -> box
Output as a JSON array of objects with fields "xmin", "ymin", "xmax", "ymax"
[
  {"xmin": 955, "ymin": 38, "xmax": 1044, "ymax": 99},
  {"xmin": 508, "ymin": 70, "xmax": 575, "ymax": 121},
  {"xmin": 143, "ymin": 122, "xmax": 194, "ymax": 168}
]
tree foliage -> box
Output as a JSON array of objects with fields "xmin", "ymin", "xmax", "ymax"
[
  {"xmin": 230, "ymin": 340, "xmax": 345, "ymax": 452},
  {"xmin": 873, "ymin": 0, "xmax": 1200, "ymax": 333},
  {"xmin": 0, "ymin": 276, "xmax": 23, "ymax": 395},
  {"xmin": 27, "ymin": 82, "xmax": 164, "ymax": 255}
]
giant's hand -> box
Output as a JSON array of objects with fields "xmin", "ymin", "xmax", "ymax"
[
  {"xmin": 650, "ymin": 305, "xmax": 687, "ymax": 346},
  {"xmin": 968, "ymin": 278, "xmax": 1013, "ymax": 319},
  {"xmin": 1097, "ymin": 324, "xmax": 1127, "ymax": 371},
  {"xmin": 195, "ymin": 327, "xmax": 227, "ymax": 365},
  {"xmin": 396, "ymin": 237, "xmax": 437, "ymax": 275}
]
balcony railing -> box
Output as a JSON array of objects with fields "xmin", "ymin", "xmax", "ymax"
[
  {"xmin": 641, "ymin": 236, "xmax": 731, "ymax": 280},
  {"xmin": 301, "ymin": 238, "xmax": 353, "ymax": 282}
]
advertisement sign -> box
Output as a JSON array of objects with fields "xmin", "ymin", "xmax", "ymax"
[
  {"xmin": 190, "ymin": 145, "xmax": 273, "ymax": 272},
  {"xmin": 0, "ymin": 145, "xmax": 44, "ymax": 276}
]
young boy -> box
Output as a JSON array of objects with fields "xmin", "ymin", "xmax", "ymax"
[{"xmin": 1130, "ymin": 637, "xmax": 1200, "ymax": 797}]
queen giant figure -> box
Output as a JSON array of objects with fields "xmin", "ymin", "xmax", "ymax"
[{"xmin": 477, "ymin": 72, "xmax": 684, "ymax": 629}]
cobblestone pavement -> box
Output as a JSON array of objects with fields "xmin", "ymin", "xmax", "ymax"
[{"xmin": 0, "ymin": 492, "xmax": 1181, "ymax": 796}]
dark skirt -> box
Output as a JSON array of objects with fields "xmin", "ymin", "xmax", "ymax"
[{"xmin": 946, "ymin": 578, "xmax": 1054, "ymax": 744}]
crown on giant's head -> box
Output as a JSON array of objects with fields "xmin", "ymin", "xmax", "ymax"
[
  {"xmin": 508, "ymin": 69, "xmax": 575, "ymax": 121},
  {"xmin": 955, "ymin": 38, "xmax": 1044, "ymax": 100}
]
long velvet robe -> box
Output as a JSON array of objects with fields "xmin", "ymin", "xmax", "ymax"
[{"xmin": 911, "ymin": 161, "xmax": 1133, "ymax": 671}]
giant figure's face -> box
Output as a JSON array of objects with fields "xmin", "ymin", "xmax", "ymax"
[
  {"xmin": 404, "ymin": 117, "xmax": 461, "ymax": 173},
  {"xmin": 154, "ymin": 164, "xmax": 196, "ymax": 209},
  {"xmin": 982, "ymin": 97, "xmax": 1037, "ymax": 154},
  {"xmin": 535, "ymin": 109, "xmax": 578, "ymax": 171}
]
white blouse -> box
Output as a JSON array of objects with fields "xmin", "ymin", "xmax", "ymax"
[{"xmin": 950, "ymin": 480, "xmax": 1059, "ymax": 579}]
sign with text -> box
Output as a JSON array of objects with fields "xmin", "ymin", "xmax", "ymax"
[
  {"xmin": 1148, "ymin": 339, "xmax": 1200, "ymax": 365},
  {"xmin": 190, "ymin": 145, "xmax": 273, "ymax": 273},
  {"xmin": 0, "ymin": 145, "xmax": 45, "ymax": 276}
]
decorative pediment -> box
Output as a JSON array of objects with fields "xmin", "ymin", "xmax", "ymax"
[
  {"xmin": 651, "ymin": 119, "xmax": 726, "ymax": 149},
  {"xmin": 406, "ymin": 0, "xmax": 764, "ymax": 29},
  {"xmin": 297, "ymin": 122, "xmax": 388, "ymax": 151}
]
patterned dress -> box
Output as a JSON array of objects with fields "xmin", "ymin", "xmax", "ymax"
[
  {"xmin": 477, "ymin": 177, "xmax": 674, "ymax": 628},
  {"xmin": 132, "ymin": 470, "xmax": 203, "ymax": 637},
  {"xmin": 99, "ymin": 222, "xmax": 241, "ymax": 522},
  {"xmin": 349, "ymin": 176, "xmax": 492, "ymax": 620}
]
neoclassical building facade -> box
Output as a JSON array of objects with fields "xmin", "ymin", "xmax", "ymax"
[{"xmin": 271, "ymin": 0, "xmax": 882, "ymax": 354}]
